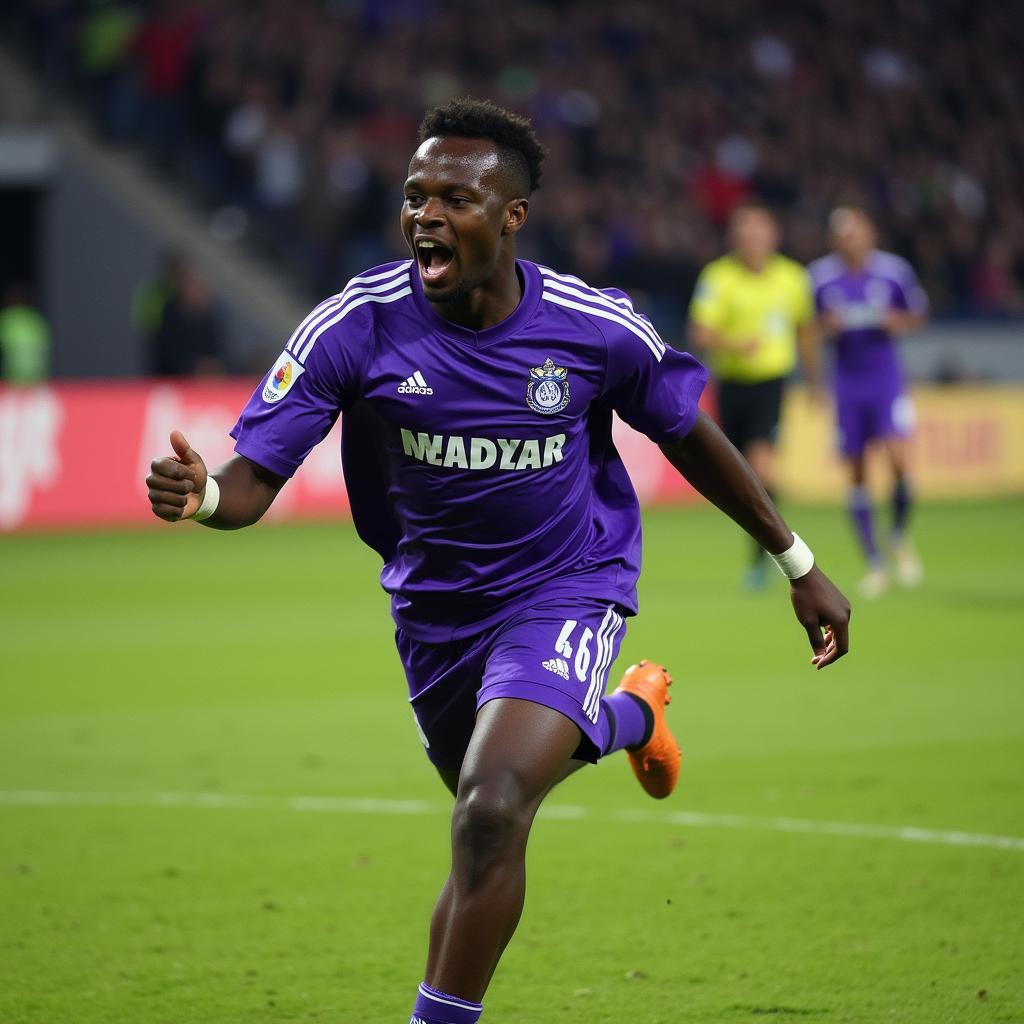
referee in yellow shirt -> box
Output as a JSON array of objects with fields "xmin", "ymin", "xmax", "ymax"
[{"xmin": 689, "ymin": 203, "xmax": 815, "ymax": 587}]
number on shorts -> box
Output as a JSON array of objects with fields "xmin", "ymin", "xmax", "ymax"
[
  {"xmin": 554, "ymin": 619, "xmax": 577, "ymax": 658},
  {"xmin": 574, "ymin": 628, "xmax": 593, "ymax": 683}
]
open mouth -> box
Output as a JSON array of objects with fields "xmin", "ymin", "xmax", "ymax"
[{"xmin": 415, "ymin": 239, "xmax": 455, "ymax": 285}]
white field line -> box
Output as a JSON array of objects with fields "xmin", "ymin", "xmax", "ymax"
[{"xmin": 1, "ymin": 789, "xmax": 1022, "ymax": 852}]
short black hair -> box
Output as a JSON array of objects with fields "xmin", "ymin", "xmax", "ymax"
[
  {"xmin": 829, "ymin": 202, "xmax": 877, "ymax": 234},
  {"xmin": 418, "ymin": 97, "xmax": 546, "ymax": 196},
  {"xmin": 729, "ymin": 200, "xmax": 778, "ymax": 222}
]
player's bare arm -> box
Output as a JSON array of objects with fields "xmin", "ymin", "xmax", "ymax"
[
  {"xmin": 661, "ymin": 411, "xmax": 851, "ymax": 668},
  {"xmin": 797, "ymin": 320, "xmax": 825, "ymax": 401},
  {"xmin": 817, "ymin": 309, "xmax": 842, "ymax": 336},
  {"xmin": 690, "ymin": 321, "xmax": 760, "ymax": 355},
  {"xmin": 146, "ymin": 430, "xmax": 285, "ymax": 528},
  {"xmin": 689, "ymin": 321, "xmax": 724, "ymax": 350},
  {"xmin": 883, "ymin": 309, "xmax": 927, "ymax": 334}
]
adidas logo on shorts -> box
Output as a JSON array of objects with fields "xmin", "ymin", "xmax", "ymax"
[
  {"xmin": 542, "ymin": 657, "xmax": 570, "ymax": 680},
  {"xmin": 398, "ymin": 370, "xmax": 433, "ymax": 395}
]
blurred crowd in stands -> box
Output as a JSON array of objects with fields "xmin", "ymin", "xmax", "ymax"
[{"xmin": 8, "ymin": 0, "xmax": 1024, "ymax": 328}]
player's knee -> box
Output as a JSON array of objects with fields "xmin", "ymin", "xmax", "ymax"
[{"xmin": 452, "ymin": 777, "xmax": 529, "ymax": 880}]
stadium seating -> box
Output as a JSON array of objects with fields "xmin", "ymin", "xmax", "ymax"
[{"xmin": 6, "ymin": 0, "xmax": 1022, "ymax": 326}]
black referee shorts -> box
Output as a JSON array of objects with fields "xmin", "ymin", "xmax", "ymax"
[{"xmin": 717, "ymin": 376, "xmax": 787, "ymax": 451}]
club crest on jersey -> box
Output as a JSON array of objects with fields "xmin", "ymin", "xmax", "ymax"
[
  {"xmin": 526, "ymin": 358, "xmax": 570, "ymax": 415},
  {"xmin": 262, "ymin": 351, "xmax": 304, "ymax": 404}
]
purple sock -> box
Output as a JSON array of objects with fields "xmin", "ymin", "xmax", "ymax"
[
  {"xmin": 598, "ymin": 690, "xmax": 652, "ymax": 755},
  {"xmin": 410, "ymin": 983, "xmax": 482, "ymax": 1024},
  {"xmin": 892, "ymin": 477, "xmax": 912, "ymax": 536},
  {"xmin": 848, "ymin": 485, "xmax": 881, "ymax": 564}
]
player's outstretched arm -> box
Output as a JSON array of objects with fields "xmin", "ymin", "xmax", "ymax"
[
  {"xmin": 883, "ymin": 309, "xmax": 927, "ymax": 335},
  {"xmin": 660, "ymin": 412, "xmax": 851, "ymax": 669},
  {"xmin": 797, "ymin": 321, "xmax": 825, "ymax": 402},
  {"xmin": 689, "ymin": 322, "xmax": 723, "ymax": 351},
  {"xmin": 146, "ymin": 430, "xmax": 286, "ymax": 530}
]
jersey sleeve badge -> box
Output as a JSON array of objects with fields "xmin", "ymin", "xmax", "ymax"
[
  {"xmin": 262, "ymin": 351, "xmax": 305, "ymax": 404},
  {"xmin": 526, "ymin": 357, "xmax": 570, "ymax": 415}
]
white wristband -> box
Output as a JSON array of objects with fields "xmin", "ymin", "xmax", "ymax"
[
  {"xmin": 770, "ymin": 532, "xmax": 814, "ymax": 580},
  {"xmin": 191, "ymin": 475, "xmax": 220, "ymax": 522}
]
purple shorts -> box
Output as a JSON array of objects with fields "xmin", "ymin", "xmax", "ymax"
[
  {"xmin": 836, "ymin": 391, "xmax": 914, "ymax": 458},
  {"xmin": 396, "ymin": 598, "xmax": 628, "ymax": 771}
]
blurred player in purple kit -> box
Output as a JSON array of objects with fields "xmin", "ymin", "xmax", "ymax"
[
  {"xmin": 146, "ymin": 99, "xmax": 850, "ymax": 1024},
  {"xmin": 807, "ymin": 206, "xmax": 928, "ymax": 598}
]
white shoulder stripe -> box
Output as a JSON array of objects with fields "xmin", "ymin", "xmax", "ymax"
[
  {"xmin": 540, "ymin": 277, "xmax": 665, "ymax": 356},
  {"xmin": 287, "ymin": 265, "xmax": 411, "ymax": 355},
  {"xmin": 542, "ymin": 291, "xmax": 664, "ymax": 361},
  {"xmin": 538, "ymin": 267, "xmax": 665, "ymax": 353},
  {"xmin": 540, "ymin": 266, "xmax": 639, "ymax": 312},
  {"xmin": 808, "ymin": 254, "xmax": 842, "ymax": 275},
  {"xmin": 285, "ymin": 296, "xmax": 341, "ymax": 356},
  {"xmin": 872, "ymin": 252, "xmax": 914, "ymax": 281},
  {"xmin": 809, "ymin": 258, "xmax": 845, "ymax": 288},
  {"xmin": 288, "ymin": 270, "xmax": 410, "ymax": 356},
  {"xmin": 295, "ymin": 285, "xmax": 412, "ymax": 364},
  {"xmin": 344, "ymin": 262, "xmax": 413, "ymax": 288},
  {"xmin": 290, "ymin": 273, "xmax": 410, "ymax": 358}
]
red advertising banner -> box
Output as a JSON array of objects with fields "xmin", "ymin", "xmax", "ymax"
[
  {"xmin": 4, "ymin": 380, "xmax": 1020, "ymax": 533},
  {"xmin": 0, "ymin": 380, "xmax": 704, "ymax": 532}
]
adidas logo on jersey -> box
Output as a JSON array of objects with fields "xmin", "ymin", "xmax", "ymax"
[
  {"xmin": 398, "ymin": 370, "xmax": 433, "ymax": 395},
  {"xmin": 542, "ymin": 657, "xmax": 570, "ymax": 680}
]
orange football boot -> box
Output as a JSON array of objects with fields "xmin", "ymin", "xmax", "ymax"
[{"xmin": 613, "ymin": 659, "xmax": 680, "ymax": 799}]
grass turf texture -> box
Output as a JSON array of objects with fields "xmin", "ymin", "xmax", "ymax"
[{"xmin": 1, "ymin": 500, "xmax": 1022, "ymax": 1024}]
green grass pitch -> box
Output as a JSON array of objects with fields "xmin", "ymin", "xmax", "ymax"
[{"xmin": 1, "ymin": 499, "xmax": 1022, "ymax": 1023}]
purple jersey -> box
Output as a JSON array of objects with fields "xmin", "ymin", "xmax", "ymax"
[
  {"xmin": 808, "ymin": 250, "xmax": 928, "ymax": 397},
  {"xmin": 231, "ymin": 259, "xmax": 707, "ymax": 641}
]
